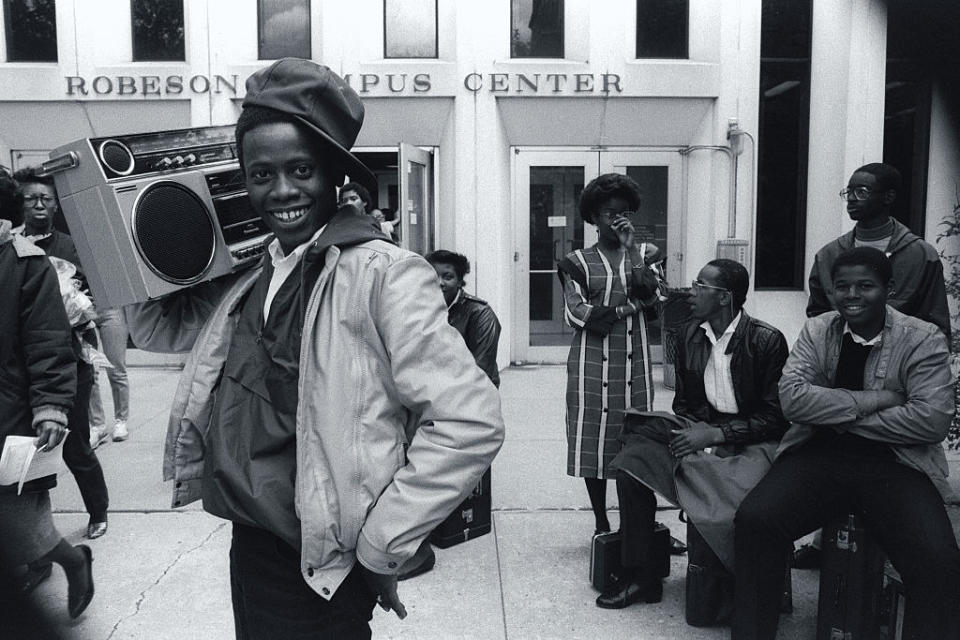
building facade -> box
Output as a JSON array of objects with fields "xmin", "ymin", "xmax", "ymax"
[{"xmin": 1, "ymin": 0, "xmax": 958, "ymax": 369}]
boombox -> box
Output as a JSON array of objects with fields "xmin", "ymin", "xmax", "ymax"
[{"xmin": 42, "ymin": 125, "xmax": 271, "ymax": 309}]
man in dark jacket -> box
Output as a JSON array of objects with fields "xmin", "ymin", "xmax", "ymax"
[
  {"xmin": 807, "ymin": 162, "xmax": 949, "ymax": 337},
  {"xmin": 597, "ymin": 259, "xmax": 789, "ymax": 613}
]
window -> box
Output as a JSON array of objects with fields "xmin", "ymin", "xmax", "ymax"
[
  {"xmin": 131, "ymin": 0, "xmax": 184, "ymax": 62},
  {"xmin": 511, "ymin": 0, "xmax": 563, "ymax": 58},
  {"xmin": 384, "ymin": 0, "xmax": 437, "ymax": 58},
  {"xmin": 754, "ymin": 0, "xmax": 812, "ymax": 289},
  {"xmin": 636, "ymin": 0, "xmax": 687, "ymax": 59},
  {"xmin": 3, "ymin": 0, "xmax": 57, "ymax": 62},
  {"xmin": 258, "ymin": 0, "xmax": 310, "ymax": 60}
]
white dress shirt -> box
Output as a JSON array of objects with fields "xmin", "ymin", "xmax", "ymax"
[
  {"xmin": 263, "ymin": 226, "xmax": 326, "ymax": 322},
  {"xmin": 843, "ymin": 324, "xmax": 883, "ymax": 346},
  {"xmin": 700, "ymin": 312, "xmax": 742, "ymax": 415}
]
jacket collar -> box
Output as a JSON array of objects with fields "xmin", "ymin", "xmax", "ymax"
[
  {"xmin": 837, "ymin": 218, "xmax": 919, "ymax": 255},
  {"xmin": 690, "ymin": 309, "xmax": 753, "ymax": 356},
  {"xmin": 1, "ymin": 219, "xmax": 46, "ymax": 258}
]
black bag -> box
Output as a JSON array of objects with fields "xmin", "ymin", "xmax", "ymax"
[
  {"xmin": 816, "ymin": 514, "xmax": 886, "ymax": 640},
  {"xmin": 685, "ymin": 521, "xmax": 735, "ymax": 626},
  {"xmin": 429, "ymin": 469, "xmax": 491, "ymax": 549},
  {"xmin": 589, "ymin": 523, "xmax": 671, "ymax": 592}
]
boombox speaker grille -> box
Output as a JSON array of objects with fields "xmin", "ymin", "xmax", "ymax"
[{"xmin": 133, "ymin": 182, "xmax": 216, "ymax": 284}]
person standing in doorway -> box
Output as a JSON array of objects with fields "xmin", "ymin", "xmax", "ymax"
[{"xmin": 557, "ymin": 173, "xmax": 662, "ymax": 538}]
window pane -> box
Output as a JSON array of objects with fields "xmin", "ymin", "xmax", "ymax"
[
  {"xmin": 259, "ymin": 0, "xmax": 310, "ymax": 60},
  {"xmin": 636, "ymin": 0, "xmax": 687, "ymax": 59},
  {"xmin": 511, "ymin": 0, "xmax": 563, "ymax": 59},
  {"xmin": 754, "ymin": 0, "xmax": 812, "ymax": 289},
  {"xmin": 4, "ymin": 0, "xmax": 57, "ymax": 62},
  {"xmin": 384, "ymin": 0, "xmax": 436, "ymax": 58},
  {"xmin": 131, "ymin": 0, "xmax": 184, "ymax": 62}
]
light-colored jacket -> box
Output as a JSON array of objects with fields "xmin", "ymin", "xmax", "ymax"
[
  {"xmin": 777, "ymin": 306, "xmax": 954, "ymax": 501},
  {"xmin": 126, "ymin": 224, "xmax": 505, "ymax": 600}
]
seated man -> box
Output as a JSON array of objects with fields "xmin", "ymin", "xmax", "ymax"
[
  {"xmin": 733, "ymin": 247, "xmax": 960, "ymax": 640},
  {"xmin": 598, "ymin": 258, "xmax": 788, "ymax": 610}
]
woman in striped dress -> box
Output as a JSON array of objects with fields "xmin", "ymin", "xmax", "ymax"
[{"xmin": 557, "ymin": 173, "xmax": 662, "ymax": 535}]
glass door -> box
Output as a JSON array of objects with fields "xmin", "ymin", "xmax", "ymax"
[
  {"xmin": 512, "ymin": 151, "xmax": 597, "ymax": 363},
  {"xmin": 512, "ymin": 149, "xmax": 683, "ymax": 364},
  {"xmin": 399, "ymin": 143, "xmax": 434, "ymax": 255}
]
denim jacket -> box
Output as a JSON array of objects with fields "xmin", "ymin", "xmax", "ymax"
[{"xmin": 778, "ymin": 306, "xmax": 955, "ymax": 501}]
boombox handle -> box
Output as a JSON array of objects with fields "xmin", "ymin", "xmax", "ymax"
[{"xmin": 40, "ymin": 152, "xmax": 79, "ymax": 176}]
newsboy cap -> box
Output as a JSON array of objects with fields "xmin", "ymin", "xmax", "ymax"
[{"xmin": 241, "ymin": 58, "xmax": 376, "ymax": 191}]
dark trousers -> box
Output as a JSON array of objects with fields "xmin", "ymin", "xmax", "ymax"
[
  {"xmin": 229, "ymin": 523, "xmax": 377, "ymax": 640},
  {"xmin": 63, "ymin": 363, "xmax": 108, "ymax": 521},
  {"xmin": 733, "ymin": 442, "xmax": 960, "ymax": 640},
  {"xmin": 617, "ymin": 472, "xmax": 665, "ymax": 571}
]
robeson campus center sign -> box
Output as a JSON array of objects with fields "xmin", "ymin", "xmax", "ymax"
[{"xmin": 64, "ymin": 71, "xmax": 624, "ymax": 97}]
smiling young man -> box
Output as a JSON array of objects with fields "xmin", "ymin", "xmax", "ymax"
[
  {"xmin": 733, "ymin": 247, "xmax": 960, "ymax": 640},
  {"xmin": 599, "ymin": 259, "xmax": 788, "ymax": 616},
  {"xmin": 124, "ymin": 59, "xmax": 504, "ymax": 639}
]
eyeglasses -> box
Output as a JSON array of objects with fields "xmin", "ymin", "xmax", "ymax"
[
  {"xmin": 691, "ymin": 279, "xmax": 729, "ymax": 294},
  {"xmin": 23, "ymin": 194, "xmax": 56, "ymax": 206},
  {"xmin": 839, "ymin": 187, "xmax": 875, "ymax": 201}
]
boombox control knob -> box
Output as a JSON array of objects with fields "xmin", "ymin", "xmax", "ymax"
[
  {"xmin": 171, "ymin": 155, "xmax": 185, "ymax": 168},
  {"xmin": 183, "ymin": 154, "xmax": 197, "ymax": 165},
  {"xmin": 155, "ymin": 157, "xmax": 173, "ymax": 170}
]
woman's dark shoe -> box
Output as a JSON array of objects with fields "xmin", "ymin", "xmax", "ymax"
[
  {"xmin": 596, "ymin": 578, "xmax": 663, "ymax": 609},
  {"xmin": 67, "ymin": 545, "xmax": 94, "ymax": 619},
  {"xmin": 397, "ymin": 542, "xmax": 436, "ymax": 582},
  {"xmin": 19, "ymin": 562, "xmax": 53, "ymax": 594},
  {"xmin": 86, "ymin": 519, "xmax": 108, "ymax": 540},
  {"xmin": 669, "ymin": 535, "xmax": 687, "ymax": 555}
]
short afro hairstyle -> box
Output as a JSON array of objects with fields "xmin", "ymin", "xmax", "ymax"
[
  {"xmin": 0, "ymin": 168, "xmax": 21, "ymax": 224},
  {"xmin": 831, "ymin": 246, "xmax": 893, "ymax": 285},
  {"xmin": 853, "ymin": 163, "xmax": 902, "ymax": 193},
  {"xmin": 13, "ymin": 166, "xmax": 56, "ymax": 190},
  {"xmin": 425, "ymin": 249, "xmax": 471, "ymax": 281},
  {"xmin": 706, "ymin": 258, "xmax": 749, "ymax": 310},
  {"xmin": 340, "ymin": 181, "xmax": 373, "ymax": 212},
  {"xmin": 578, "ymin": 173, "xmax": 642, "ymax": 225}
]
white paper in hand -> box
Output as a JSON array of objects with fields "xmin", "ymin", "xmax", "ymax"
[{"xmin": 0, "ymin": 432, "xmax": 69, "ymax": 495}]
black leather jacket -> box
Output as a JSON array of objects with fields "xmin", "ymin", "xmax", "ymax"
[
  {"xmin": 448, "ymin": 291, "xmax": 501, "ymax": 388},
  {"xmin": 673, "ymin": 311, "xmax": 789, "ymax": 445}
]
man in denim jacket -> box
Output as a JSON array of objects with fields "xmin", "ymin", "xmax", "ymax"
[{"xmin": 733, "ymin": 247, "xmax": 960, "ymax": 640}]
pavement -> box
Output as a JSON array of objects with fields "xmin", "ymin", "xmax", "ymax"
[{"xmin": 23, "ymin": 362, "xmax": 960, "ymax": 639}]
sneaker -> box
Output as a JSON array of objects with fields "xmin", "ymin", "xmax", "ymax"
[
  {"xmin": 112, "ymin": 420, "xmax": 128, "ymax": 442},
  {"xmin": 89, "ymin": 427, "xmax": 109, "ymax": 450}
]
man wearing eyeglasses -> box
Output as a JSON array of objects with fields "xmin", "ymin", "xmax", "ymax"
[
  {"xmin": 807, "ymin": 162, "xmax": 948, "ymax": 337},
  {"xmin": 796, "ymin": 162, "xmax": 950, "ymax": 570},
  {"xmin": 597, "ymin": 259, "xmax": 788, "ymax": 619}
]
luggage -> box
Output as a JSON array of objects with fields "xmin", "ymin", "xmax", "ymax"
[
  {"xmin": 877, "ymin": 563, "xmax": 905, "ymax": 640},
  {"xmin": 429, "ymin": 468, "xmax": 492, "ymax": 549},
  {"xmin": 685, "ymin": 521, "xmax": 735, "ymax": 626},
  {"xmin": 589, "ymin": 522, "xmax": 671, "ymax": 592},
  {"xmin": 816, "ymin": 514, "xmax": 886, "ymax": 640}
]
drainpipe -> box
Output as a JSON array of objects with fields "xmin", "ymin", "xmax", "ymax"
[{"xmin": 679, "ymin": 144, "xmax": 737, "ymax": 238}]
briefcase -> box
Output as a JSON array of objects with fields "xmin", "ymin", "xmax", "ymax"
[
  {"xmin": 816, "ymin": 514, "xmax": 886, "ymax": 640},
  {"xmin": 685, "ymin": 521, "xmax": 735, "ymax": 626},
  {"xmin": 429, "ymin": 468, "xmax": 491, "ymax": 549},
  {"xmin": 589, "ymin": 522, "xmax": 671, "ymax": 592}
]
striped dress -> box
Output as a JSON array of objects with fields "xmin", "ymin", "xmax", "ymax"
[{"xmin": 558, "ymin": 245, "xmax": 656, "ymax": 479}]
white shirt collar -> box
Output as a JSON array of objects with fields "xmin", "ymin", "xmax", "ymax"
[
  {"xmin": 843, "ymin": 324, "xmax": 883, "ymax": 346},
  {"xmin": 267, "ymin": 226, "xmax": 326, "ymax": 268},
  {"xmin": 446, "ymin": 288, "xmax": 462, "ymax": 310},
  {"xmin": 700, "ymin": 311, "xmax": 742, "ymax": 345}
]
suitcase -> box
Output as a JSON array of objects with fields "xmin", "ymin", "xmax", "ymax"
[
  {"xmin": 589, "ymin": 522, "xmax": 671, "ymax": 592},
  {"xmin": 429, "ymin": 468, "xmax": 492, "ymax": 549},
  {"xmin": 816, "ymin": 514, "xmax": 886, "ymax": 640},
  {"xmin": 877, "ymin": 563, "xmax": 905, "ymax": 640}
]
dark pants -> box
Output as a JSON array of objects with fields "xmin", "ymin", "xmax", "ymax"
[
  {"xmin": 63, "ymin": 363, "xmax": 109, "ymax": 521},
  {"xmin": 617, "ymin": 472, "xmax": 667, "ymax": 571},
  {"xmin": 229, "ymin": 523, "xmax": 377, "ymax": 640},
  {"xmin": 733, "ymin": 442, "xmax": 960, "ymax": 640}
]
